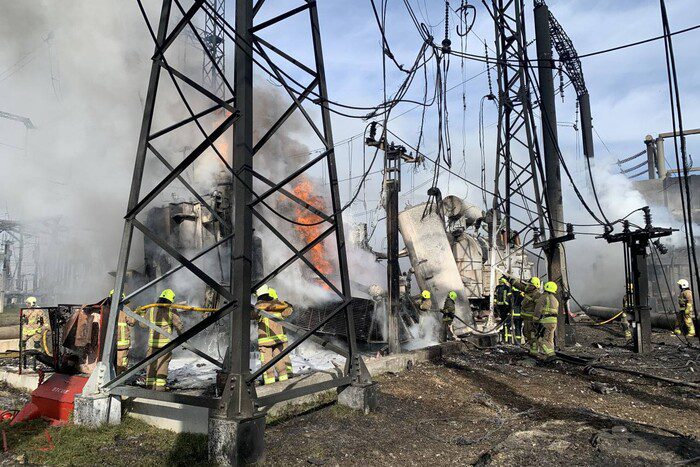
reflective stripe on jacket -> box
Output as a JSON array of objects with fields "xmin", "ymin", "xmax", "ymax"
[
  {"xmin": 494, "ymin": 284, "xmax": 511, "ymax": 306},
  {"xmin": 534, "ymin": 293, "xmax": 559, "ymax": 324},
  {"xmin": 255, "ymin": 300, "xmax": 293, "ymax": 347},
  {"xmin": 148, "ymin": 305, "xmax": 183, "ymax": 349}
]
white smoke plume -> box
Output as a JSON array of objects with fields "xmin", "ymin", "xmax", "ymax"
[{"xmin": 564, "ymin": 159, "xmax": 695, "ymax": 307}]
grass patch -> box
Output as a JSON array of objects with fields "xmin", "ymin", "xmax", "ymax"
[{"xmin": 2, "ymin": 416, "xmax": 208, "ymax": 466}]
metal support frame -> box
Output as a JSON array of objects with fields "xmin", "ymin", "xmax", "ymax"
[
  {"xmin": 203, "ymin": 0, "xmax": 225, "ymax": 99},
  {"xmin": 365, "ymin": 124, "xmax": 420, "ymax": 353},
  {"xmin": 603, "ymin": 210, "xmax": 676, "ymax": 353},
  {"xmin": 544, "ymin": 1, "xmax": 594, "ymax": 158},
  {"xmin": 484, "ymin": 0, "xmax": 549, "ymax": 300},
  {"xmin": 94, "ymin": 1, "xmax": 367, "ymax": 462}
]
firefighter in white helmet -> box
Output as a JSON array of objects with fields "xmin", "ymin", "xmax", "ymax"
[
  {"xmin": 675, "ymin": 279, "xmax": 696, "ymax": 337},
  {"xmin": 253, "ymin": 285, "xmax": 294, "ymax": 385}
]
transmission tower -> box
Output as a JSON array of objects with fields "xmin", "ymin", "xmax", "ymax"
[
  {"xmin": 202, "ymin": 0, "xmax": 225, "ymax": 98},
  {"xmin": 483, "ymin": 0, "xmax": 548, "ymax": 288},
  {"xmin": 74, "ymin": 1, "xmax": 372, "ymax": 464}
]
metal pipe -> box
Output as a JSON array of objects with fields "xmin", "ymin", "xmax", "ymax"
[
  {"xmin": 583, "ymin": 305, "xmax": 675, "ymax": 330},
  {"xmin": 645, "ymin": 135, "xmax": 656, "ymax": 180},
  {"xmin": 656, "ymin": 137, "xmax": 668, "ymax": 179}
]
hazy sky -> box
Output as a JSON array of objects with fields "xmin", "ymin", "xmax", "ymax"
[{"xmin": 0, "ymin": 0, "xmax": 698, "ymax": 303}]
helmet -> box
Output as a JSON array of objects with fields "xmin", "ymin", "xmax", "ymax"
[
  {"xmin": 268, "ymin": 288, "xmax": 278, "ymax": 300},
  {"xmin": 678, "ymin": 279, "xmax": 690, "ymax": 289},
  {"xmin": 544, "ymin": 281, "xmax": 558, "ymax": 293},
  {"xmin": 25, "ymin": 296, "xmax": 37, "ymax": 307},
  {"xmin": 421, "ymin": 290, "xmax": 431, "ymax": 299},
  {"xmin": 109, "ymin": 289, "xmax": 126, "ymax": 300},
  {"xmin": 499, "ymin": 277, "xmax": 509, "ymax": 285},
  {"xmin": 448, "ymin": 291, "xmax": 457, "ymax": 301},
  {"xmin": 255, "ymin": 284, "xmax": 270, "ymax": 298},
  {"xmin": 159, "ymin": 289, "xmax": 175, "ymax": 303},
  {"xmin": 530, "ymin": 277, "xmax": 541, "ymax": 288}
]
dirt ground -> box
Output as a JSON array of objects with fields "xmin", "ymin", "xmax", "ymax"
[
  {"xmin": 265, "ymin": 320, "xmax": 700, "ymax": 466},
  {"xmin": 1, "ymin": 318, "xmax": 700, "ymax": 465}
]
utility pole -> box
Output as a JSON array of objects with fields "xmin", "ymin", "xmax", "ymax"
[
  {"xmin": 604, "ymin": 208, "xmax": 675, "ymax": 353},
  {"xmin": 366, "ymin": 123, "xmax": 421, "ymax": 353},
  {"xmin": 534, "ymin": 0, "xmax": 573, "ymax": 347}
]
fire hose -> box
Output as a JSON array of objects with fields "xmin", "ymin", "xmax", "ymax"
[
  {"xmin": 441, "ymin": 310, "xmax": 505, "ymax": 337},
  {"xmin": 133, "ymin": 303, "xmax": 218, "ymax": 314}
]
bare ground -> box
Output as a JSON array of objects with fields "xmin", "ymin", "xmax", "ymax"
[
  {"xmin": 264, "ymin": 320, "xmax": 700, "ymax": 466},
  {"xmin": 0, "ymin": 318, "xmax": 700, "ymax": 465}
]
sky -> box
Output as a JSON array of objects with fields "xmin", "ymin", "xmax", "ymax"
[{"xmin": 0, "ymin": 0, "xmax": 699, "ymax": 304}]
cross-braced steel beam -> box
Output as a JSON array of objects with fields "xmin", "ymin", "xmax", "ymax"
[{"xmin": 87, "ymin": 0, "xmax": 369, "ymax": 463}]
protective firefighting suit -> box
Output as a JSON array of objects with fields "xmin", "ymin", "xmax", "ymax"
[
  {"xmin": 533, "ymin": 292, "xmax": 559, "ymax": 358},
  {"xmin": 511, "ymin": 286, "xmax": 524, "ymax": 344},
  {"xmin": 416, "ymin": 297, "xmax": 433, "ymax": 312},
  {"xmin": 441, "ymin": 296, "xmax": 456, "ymax": 341},
  {"xmin": 145, "ymin": 296, "xmax": 183, "ymax": 390},
  {"xmin": 675, "ymin": 288, "xmax": 696, "ymax": 337},
  {"xmin": 494, "ymin": 282, "xmax": 512, "ymax": 342},
  {"xmin": 116, "ymin": 311, "xmax": 136, "ymax": 375},
  {"xmin": 104, "ymin": 294, "xmax": 135, "ymax": 375},
  {"xmin": 254, "ymin": 298, "xmax": 293, "ymax": 385},
  {"xmin": 22, "ymin": 308, "xmax": 49, "ymax": 353},
  {"xmin": 511, "ymin": 279, "xmax": 542, "ymax": 355}
]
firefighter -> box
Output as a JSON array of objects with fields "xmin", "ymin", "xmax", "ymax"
[
  {"xmin": 441, "ymin": 291, "xmax": 458, "ymax": 341},
  {"xmin": 509, "ymin": 276, "xmax": 542, "ymax": 355},
  {"xmin": 416, "ymin": 290, "xmax": 433, "ymax": 312},
  {"xmin": 253, "ymin": 285, "xmax": 294, "ymax": 385},
  {"xmin": 21, "ymin": 296, "xmax": 47, "ymax": 352},
  {"xmin": 511, "ymin": 285, "xmax": 525, "ymax": 344},
  {"xmin": 675, "ymin": 279, "xmax": 696, "ymax": 337},
  {"xmin": 620, "ymin": 283, "xmax": 633, "ymax": 341},
  {"xmin": 106, "ymin": 290, "xmax": 135, "ymax": 375},
  {"xmin": 145, "ymin": 289, "xmax": 183, "ymax": 391},
  {"xmin": 494, "ymin": 277, "xmax": 512, "ymax": 343},
  {"xmin": 534, "ymin": 281, "xmax": 559, "ymax": 359}
]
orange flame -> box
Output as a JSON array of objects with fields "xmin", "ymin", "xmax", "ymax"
[{"xmin": 290, "ymin": 177, "xmax": 334, "ymax": 283}]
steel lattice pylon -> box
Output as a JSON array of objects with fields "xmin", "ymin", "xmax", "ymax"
[
  {"xmin": 483, "ymin": 0, "xmax": 549, "ymax": 278},
  {"xmin": 80, "ymin": 0, "xmax": 371, "ymax": 461},
  {"xmin": 202, "ymin": 0, "xmax": 225, "ymax": 98}
]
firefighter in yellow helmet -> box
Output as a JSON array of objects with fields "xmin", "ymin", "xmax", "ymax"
[
  {"xmin": 416, "ymin": 290, "xmax": 433, "ymax": 312},
  {"xmin": 145, "ymin": 289, "xmax": 183, "ymax": 390},
  {"xmin": 106, "ymin": 289, "xmax": 135, "ymax": 375},
  {"xmin": 534, "ymin": 281, "xmax": 559, "ymax": 359},
  {"xmin": 441, "ymin": 291, "xmax": 458, "ymax": 341},
  {"xmin": 508, "ymin": 276, "xmax": 542, "ymax": 355},
  {"xmin": 675, "ymin": 279, "xmax": 696, "ymax": 337},
  {"xmin": 253, "ymin": 285, "xmax": 294, "ymax": 385}
]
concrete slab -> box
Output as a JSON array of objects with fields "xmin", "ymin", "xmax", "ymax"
[
  {"xmin": 125, "ymin": 397, "xmax": 210, "ymax": 433},
  {"xmin": 0, "ymin": 368, "xmax": 43, "ymax": 392},
  {"xmin": 0, "ymin": 339, "xmax": 19, "ymax": 353}
]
